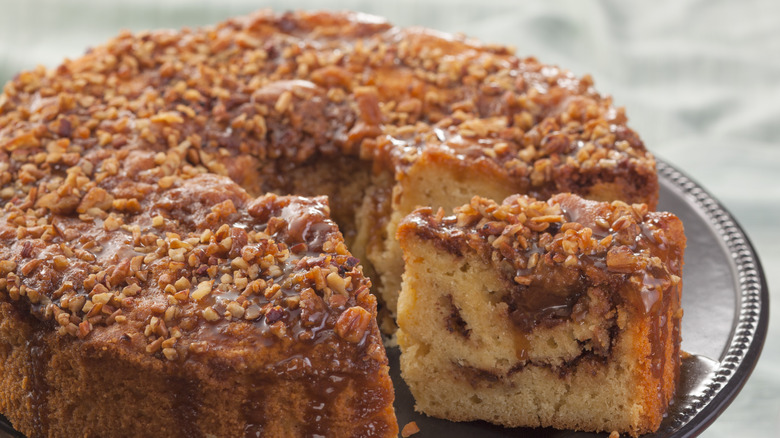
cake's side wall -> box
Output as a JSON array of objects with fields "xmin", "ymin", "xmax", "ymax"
[
  {"xmin": 0, "ymin": 302, "xmax": 41, "ymax": 437},
  {"xmin": 0, "ymin": 302, "xmax": 241, "ymax": 438},
  {"xmin": 0, "ymin": 301, "xmax": 399, "ymax": 438}
]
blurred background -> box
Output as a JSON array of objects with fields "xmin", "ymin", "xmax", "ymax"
[{"xmin": 1, "ymin": 0, "xmax": 777, "ymax": 436}]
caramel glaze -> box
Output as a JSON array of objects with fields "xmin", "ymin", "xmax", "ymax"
[{"xmin": 400, "ymin": 192, "xmax": 685, "ymax": 378}]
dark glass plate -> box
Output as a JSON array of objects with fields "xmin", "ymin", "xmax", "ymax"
[{"xmin": 0, "ymin": 160, "xmax": 768, "ymax": 437}]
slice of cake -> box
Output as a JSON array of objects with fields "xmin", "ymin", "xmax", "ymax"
[{"xmin": 396, "ymin": 193, "xmax": 685, "ymax": 436}]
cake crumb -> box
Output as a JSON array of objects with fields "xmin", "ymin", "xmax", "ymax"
[
  {"xmin": 401, "ymin": 421, "xmax": 420, "ymax": 437},
  {"xmin": 609, "ymin": 431, "xmax": 620, "ymax": 438}
]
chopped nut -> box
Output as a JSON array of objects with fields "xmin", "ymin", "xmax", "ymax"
[
  {"xmin": 76, "ymin": 187, "xmax": 113, "ymax": 214},
  {"xmin": 151, "ymin": 111, "xmax": 184, "ymax": 124},
  {"xmin": 168, "ymin": 247, "xmax": 186, "ymax": 262},
  {"xmin": 146, "ymin": 337, "xmax": 164, "ymax": 353},
  {"xmin": 0, "ymin": 260, "xmax": 17, "ymax": 275},
  {"xmin": 77, "ymin": 321, "xmax": 93, "ymax": 338},
  {"xmin": 561, "ymin": 239, "xmax": 578, "ymax": 255},
  {"xmin": 267, "ymin": 264, "xmax": 282, "ymax": 277},
  {"xmin": 173, "ymin": 290, "xmax": 189, "ymax": 302},
  {"xmin": 244, "ymin": 304, "xmax": 262, "ymax": 320},
  {"xmin": 275, "ymin": 90, "xmax": 293, "ymax": 113},
  {"xmin": 189, "ymin": 341, "xmax": 208, "ymax": 354},
  {"xmin": 234, "ymin": 275, "xmax": 248, "ymax": 290},
  {"xmin": 162, "ymin": 347, "xmax": 178, "ymax": 361},
  {"xmin": 335, "ymin": 306, "xmax": 371, "ymax": 344},
  {"xmin": 158, "ymin": 176, "xmax": 176, "ymax": 189},
  {"xmin": 20, "ymin": 259, "xmax": 42, "ymax": 276},
  {"xmin": 74, "ymin": 249, "xmax": 96, "ymax": 263},
  {"xmin": 231, "ymin": 257, "xmax": 249, "ymax": 271},
  {"xmin": 401, "ymin": 421, "xmax": 420, "ymax": 437},
  {"xmin": 326, "ymin": 272, "xmax": 349, "ymax": 296},
  {"xmin": 268, "ymin": 320, "xmax": 288, "ymax": 339},
  {"xmin": 191, "ymin": 280, "xmax": 213, "ymax": 301},
  {"xmin": 200, "ymin": 229, "xmax": 213, "ymax": 244},
  {"xmin": 122, "ymin": 284, "xmax": 141, "ymax": 296},
  {"xmin": 91, "ymin": 292, "xmax": 113, "ymax": 305},
  {"xmin": 595, "ymin": 217, "xmax": 610, "ymax": 229},
  {"xmin": 199, "ymin": 306, "xmax": 218, "ymax": 322},
  {"xmin": 606, "ymin": 246, "xmax": 646, "ymax": 273},
  {"xmin": 174, "ymin": 277, "xmax": 191, "ymax": 291},
  {"xmin": 68, "ymin": 295, "xmax": 86, "ymax": 314},
  {"xmin": 219, "ymin": 237, "xmax": 233, "ymax": 252},
  {"xmin": 226, "ymin": 301, "xmax": 245, "ymax": 319},
  {"xmin": 264, "ymin": 283, "xmax": 282, "ymax": 300},
  {"xmin": 164, "ymin": 305, "xmax": 179, "ymax": 322}
]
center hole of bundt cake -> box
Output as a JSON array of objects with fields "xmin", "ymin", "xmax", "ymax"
[{"xmin": 243, "ymin": 156, "xmax": 373, "ymax": 241}]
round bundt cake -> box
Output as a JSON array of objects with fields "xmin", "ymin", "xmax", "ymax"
[{"xmin": 0, "ymin": 10, "xmax": 661, "ymax": 437}]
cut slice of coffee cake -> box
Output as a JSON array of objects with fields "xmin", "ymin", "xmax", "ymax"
[{"xmin": 396, "ymin": 193, "xmax": 685, "ymax": 436}]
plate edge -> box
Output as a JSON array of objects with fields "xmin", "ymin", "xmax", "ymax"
[{"xmin": 657, "ymin": 160, "xmax": 769, "ymax": 437}]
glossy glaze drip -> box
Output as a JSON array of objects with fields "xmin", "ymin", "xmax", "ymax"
[
  {"xmin": 26, "ymin": 332, "xmax": 49, "ymax": 438},
  {"xmin": 301, "ymin": 373, "xmax": 350, "ymax": 438},
  {"xmin": 168, "ymin": 376, "xmax": 202, "ymax": 438},
  {"xmin": 242, "ymin": 382, "xmax": 267, "ymax": 438},
  {"xmin": 239, "ymin": 350, "xmax": 392, "ymax": 437}
]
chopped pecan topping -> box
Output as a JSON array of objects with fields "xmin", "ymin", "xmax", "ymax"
[{"xmin": 335, "ymin": 306, "xmax": 372, "ymax": 344}]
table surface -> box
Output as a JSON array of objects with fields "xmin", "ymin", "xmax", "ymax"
[{"xmin": 1, "ymin": 1, "xmax": 778, "ymax": 437}]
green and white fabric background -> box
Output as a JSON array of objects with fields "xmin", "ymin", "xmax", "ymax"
[{"xmin": 1, "ymin": 1, "xmax": 778, "ymax": 436}]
